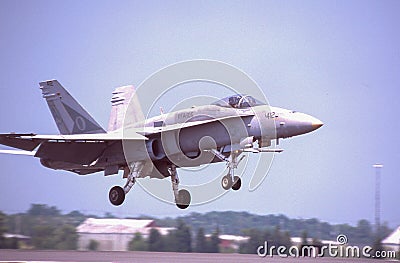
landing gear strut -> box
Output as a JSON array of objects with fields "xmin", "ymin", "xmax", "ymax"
[
  {"xmin": 169, "ymin": 165, "xmax": 191, "ymax": 209},
  {"xmin": 108, "ymin": 162, "xmax": 143, "ymax": 206},
  {"xmin": 210, "ymin": 149, "xmax": 244, "ymax": 191}
]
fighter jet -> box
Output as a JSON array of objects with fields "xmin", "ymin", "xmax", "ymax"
[{"xmin": 0, "ymin": 80, "xmax": 323, "ymax": 209}]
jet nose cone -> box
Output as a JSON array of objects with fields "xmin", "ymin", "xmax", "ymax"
[{"xmin": 311, "ymin": 118, "xmax": 324, "ymax": 130}]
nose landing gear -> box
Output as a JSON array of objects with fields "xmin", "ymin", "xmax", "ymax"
[
  {"xmin": 209, "ymin": 149, "xmax": 244, "ymax": 191},
  {"xmin": 231, "ymin": 175, "xmax": 242, "ymax": 191}
]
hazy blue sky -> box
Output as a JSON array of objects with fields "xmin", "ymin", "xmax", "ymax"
[{"xmin": 0, "ymin": 1, "xmax": 399, "ymax": 227}]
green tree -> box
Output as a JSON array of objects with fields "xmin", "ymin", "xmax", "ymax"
[
  {"xmin": 354, "ymin": 219, "xmax": 372, "ymax": 245},
  {"xmin": 379, "ymin": 223, "xmax": 393, "ymax": 245},
  {"xmin": 4, "ymin": 237, "xmax": 18, "ymax": 249},
  {"xmin": 207, "ymin": 226, "xmax": 219, "ymax": 253},
  {"xmin": 301, "ymin": 230, "xmax": 308, "ymax": 245},
  {"xmin": 372, "ymin": 236, "xmax": 384, "ymax": 256},
  {"xmin": 31, "ymin": 222, "xmax": 76, "ymax": 250},
  {"xmin": 32, "ymin": 225, "xmax": 56, "ymax": 249},
  {"xmin": 0, "ymin": 211, "xmax": 10, "ymax": 248},
  {"xmin": 104, "ymin": 212, "xmax": 116, "ymax": 218},
  {"xmin": 53, "ymin": 225, "xmax": 78, "ymax": 250},
  {"xmin": 282, "ymin": 231, "xmax": 292, "ymax": 248},
  {"xmin": 272, "ymin": 225, "xmax": 282, "ymax": 250},
  {"xmin": 0, "ymin": 212, "xmax": 6, "ymax": 234},
  {"xmin": 148, "ymin": 228, "xmax": 164, "ymax": 251},
  {"xmin": 272, "ymin": 226, "xmax": 292, "ymax": 248},
  {"xmin": 67, "ymin": 210, "xmax": 85, "ymax": 218},
  {"xmin": 164, "ymin": 230, "xmax": 178, "ymax": 252},
  {"xmin": 28, "ymin": 204, "xmax": 60, "ymax": 216},
  {"xmin": 128, "ymin": 232, "xmax": 148, "ymax": 251},
  {"xmin": 87, "ymin": 239, "xmax": 99, "ymax": 251},
  {"xmin": 263, "ymin": 229, "xmax": 272, "ymax": 243},
  {"xmin": 239, "ymin": 229, "xmax": 263, "ymax": 254},
  {"xmin": 195, "ymin": 228, "xmax": 207, "ymax": 253},
  {"xmin": 175, "ymin": 220, "xmax": 192, "ymax": 252},
  {"xmin": 300, "ymin": 230, "xmax": 309, "ymax": 256}
]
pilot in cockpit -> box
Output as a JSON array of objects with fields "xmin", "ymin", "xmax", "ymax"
[{"xmin": 228, "ymin": 95, "xmax": 241, "ymax": 108}]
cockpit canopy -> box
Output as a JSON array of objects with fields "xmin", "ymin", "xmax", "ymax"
[{"xmin": 212, "ymin": 95, "xmax": 265, "ymax": 108}]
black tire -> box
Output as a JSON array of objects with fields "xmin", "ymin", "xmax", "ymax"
[
  {"xmin": 232, "ymin": 176, "xmax": 241, "ymax": 191},
  {"xmin": 109, "ymin": 186, "xmax": 125, "ymax": 206},
  {"xmin": 221, "ymin": 175, "xmax": 233, "ymax": 190},
  {"xmin": 176, "ymin": 189, "xmax": 191, "ymax": 209}
]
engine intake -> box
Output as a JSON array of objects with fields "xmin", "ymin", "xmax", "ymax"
[{"xmin": 146, "ymin": 138, "xmax": 166, "ymax": 160}]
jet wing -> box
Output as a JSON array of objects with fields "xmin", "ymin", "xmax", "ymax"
[
  {"xmin": 1, "ymin": 114, "xmax": 251, "ymax": 164},
  {"xmin": 0, "ymin": 132, "xmax": 146, "ymax": 146},
  {"xmin": 0, "ymin": 132, "xmax": 148, "ymax": 165}
]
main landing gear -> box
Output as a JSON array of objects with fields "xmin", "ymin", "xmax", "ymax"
[
  {"xmin": 109, "ymin": 186, "xmax": 125, "ymax": 206},
  {"xmin": 210, "ymin": 149, "xmax": 244, "ymax": 191},
  {"xmin": 169, "ymin": 165, "xmax": 191, "ymax": 209},
  {"xmin": 108, "ymin": 162, "xmax": 143, "ymax": 206},
  {"xmin": 108, "ymin": 163, "xmax": 191, "ymax": 209}
]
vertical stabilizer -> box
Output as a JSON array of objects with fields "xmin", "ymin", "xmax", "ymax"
[
  {"xmin": 40, "ymin": 80, "xmax": 106, "ymax": 134},
  {"xmin": 108, "ymin": 85, "xmax": 144, "ymax": 131}
]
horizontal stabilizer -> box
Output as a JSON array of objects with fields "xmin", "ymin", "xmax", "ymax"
[
  {"xmin": 27, "ymin": 132, "xmax": 147, "ymax": 141},
  {"xmin": 34, "ymin": 141, "xmax": 106, "ymax": 164},
  {"xmin": 0, "ymin": 149, "xmax": 36, "ymax": 156},
  {"xmin": 0, "ymin": 132, "xmax": 147, "ymax": 164},
  {"xmin": 0, "ymin": 133, "xmax": 40, "ymax": 151}
]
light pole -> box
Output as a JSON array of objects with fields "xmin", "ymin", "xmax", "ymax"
[{"xmin": 373, "ymin": 164, "xmax": 383, "ymax": 237}]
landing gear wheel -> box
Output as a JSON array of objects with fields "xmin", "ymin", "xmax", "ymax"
[
  {"xmin": 109, "ymin": 186, "xmax": 125, "ymax": 206},
  {"xmin": 176, "ymin": 189, "xmax": 191, "ymax": 209},
  {"xmin": 221, "ymin": 175, "xmax": 233, "ymax": 190},
  {"xmin": 232, "ymin": 176, "xmax": 241, "ymax": 191}
]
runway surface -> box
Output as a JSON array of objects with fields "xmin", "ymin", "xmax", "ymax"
[{"xmin": 0, "ymin": 250, "xmax": 396, "ymax": 263}]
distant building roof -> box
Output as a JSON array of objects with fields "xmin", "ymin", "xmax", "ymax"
[
  {"xmin": 290, "ymin": 237, "xmax": 339, "ymax": 245},
  {"xmin": 77, "ymin": 218, "xmax": 155, "ymax": 234},
  {"xmin": 218, "ymin": 234, "xmax": 249, "ymax": 242},
  {"xmin": 382, "ymin": 226, "xmax": 400, "ymax": 245},
  {"xmin": 3, "ymin": 233, "xmax": 30, "ymax": 239}
]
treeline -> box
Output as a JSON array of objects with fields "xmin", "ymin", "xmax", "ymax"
[
  {"xmin": 127, "ymin": 221, "xmax": 220, "ymax": 253},
  {"xmin": 0, "ymin": 204, "xmax": 394, "ymax": 251},
  {"xmin": 156, "ymin": 211, "xmax": 393, "ymax": 246},
  {"xmin": 126, "ymin": 223, "xmax": 293, "ymax": 254},
  {"xmin": 0, "ymin": 204, "xmax": 83, "ymax": 249},
  {"xmin": 239, "ymin": 226, "xmax": 292, "ymax": 254}
]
